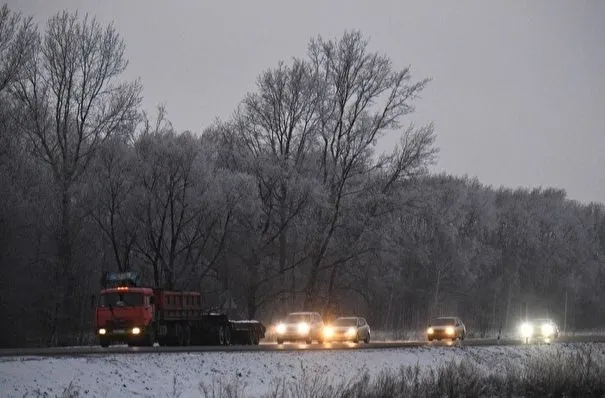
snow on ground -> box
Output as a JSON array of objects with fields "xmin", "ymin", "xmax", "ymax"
[{"xmin": 0, "ymin": 343, "xmax": 602, "ymax": 398}]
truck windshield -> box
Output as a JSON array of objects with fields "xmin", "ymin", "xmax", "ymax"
[{"xmin": 99, "ymin": 292, "xmax": 144, "ymax": 307}]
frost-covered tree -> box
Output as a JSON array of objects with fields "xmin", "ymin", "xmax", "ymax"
[
  {"xmin": 0, "ymin": 4, "xmax": 36, "ymax": 92},
  {"xmin": 11, "ymin": 10, "xmax": 142, "ymax": 343},
  {"xmin": 301, "ymin": 31, "xmax": 437, "ymax": 309}
]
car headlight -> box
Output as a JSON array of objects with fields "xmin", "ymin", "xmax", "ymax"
[
  {"xmin": 445, "ymin": 326, "xmax": 455, "ymax": 336},
  {"xmin": 98, "ymin": 328, "xmax": 106, "ymax": 335},
  {"xmin": 131, "ymin": 327, "xmax": 141, "ymax": 335},
  {"xmin": 519, "ymin": 322, "xmax": 533, "ymax": 338},
  {"xmin": 541, "ymin": 323, "xmax": 554, "ymax": 337},
  {"xmin": 427, "ymin": 327, "xmax": 434, "ymax": 335},
  {"xmin": 297, "ymin": 322, "xmax": 310, "ymax": 335},
  {"xmin": 346, "ymin": 327, "xmax": 356, "ymax": 337},
  {"xmin": 276, "ymin": 323, "xmax": 286, "ymax": 335},
  {"xmin": 323, "ymin": 326, "xmax": 334, "ymax": 339}
]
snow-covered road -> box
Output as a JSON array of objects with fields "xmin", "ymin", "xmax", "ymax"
[{"xmin": 1, "ymin": 343, "xmax": 604, "ymax": 397}]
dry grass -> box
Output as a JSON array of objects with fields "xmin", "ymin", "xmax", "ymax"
[
  {"xmin": 252, "ymin": 345, "xmax": 605, "ymax": 398},
  {"xmin": 27, "ymin": 344, "xmax": 605, "ymax": 397}
]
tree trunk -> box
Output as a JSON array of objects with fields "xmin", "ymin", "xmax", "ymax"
[
  {"xmin": 278, "ymin": 185, "xmax": 288, "ymax": 310},
  {"xmin": 326, "ymin": 265, "xmax": 337, "ymax": 306},
  {"xmin": 290, "ymin": 266, "xmax": 296, "ymax": 307},
  {"xmin": 505, "ymin": 281, "xmax": 512, "ymax": 329},
  {"xmin": 491, "ymin": 286, "xmax": 497, "ymax": 332},
  {"xmin": 384, "ymin": 285, "xmax": 394, "ymax": 330},
  {"xmin": 246, "ymin": 255, "xmax": 260, "ymax": 319},
  {"xmin": 432, "ymin": 269, "xmax": 441, "ymax": 318},
  {"xmin": 304, "ymin": 255, "xmax": 321, "ymax": 310},
  {"xmin": 57, "ymin": 180, "xmax": 75, "ymax": 345}
]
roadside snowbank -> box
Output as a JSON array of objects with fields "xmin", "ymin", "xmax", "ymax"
[{"xmin": 1, "ymin": 343, "xmax": 603, "ymax": 397}]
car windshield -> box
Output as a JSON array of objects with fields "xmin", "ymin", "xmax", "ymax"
[
  {"xmin": 431, "ymin": 318, "xmax": 456, "ymax": 326},
  {"xmin": 99, "ymin": 292, "xmax": 144, "ymax": 307},
  {"xmin": 334, "ymin": 318, "xmax": 357, "ymax": 326},
  {"xmin": 533, "ymin": 318, "xmax": 553, "ymax": 324},
  {"xmin": 285, "ymin": 313, "xmax": 310, "ymax": 323}
]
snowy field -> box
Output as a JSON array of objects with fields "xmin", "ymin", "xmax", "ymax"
[{"xmin": 1, "ymin": 343, "xmax": 604, "ymax": 398}]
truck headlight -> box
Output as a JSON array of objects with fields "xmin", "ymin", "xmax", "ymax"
[
  {"xmin": 427, "ymin": 327, "xmax": 434, "ymax": 335},
  {"xmin": 98, "ymin": 328, "xmax": 106, "ymax": 335},
  {"xmin": 131, "ymin": 327, "xmax": 141, "ymax": 335},
  {"xmin": 519, "ymin": 322, "xmax": 533, "ymax": 338},
  {"xmin": 276, "ymin": 323, "xmax": 286, "ymax": 335},
  {"xmin": 297, "ymin": 322, "xmax": 310, "ymax": 335},
  {"xmin": 445, "ymin": 327, "xmax": 455, "ymax": 336},
  {"xmin": 323, "ymin": 326, "xmax": 334, "ymax": 339},
  {"xmin": 541, "ymin": 323, "xmax": 554, "ymax": 337},
  {"xmin": 346, "ymin": 327, "xmax": 356, "ymax": 337}
]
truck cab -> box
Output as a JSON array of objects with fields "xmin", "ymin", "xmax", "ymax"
[
  {"xmin": 95, "ymin": 272, "xmax": 157, "ymax": 347},
  {"xmin": 95, "ymin": 286, "xmax": 156, "ymax": 347}
]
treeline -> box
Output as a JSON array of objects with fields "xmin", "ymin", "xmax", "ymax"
[{"xmin": 0, "ymin": 6, "xmax": 603, "ymax": 347}]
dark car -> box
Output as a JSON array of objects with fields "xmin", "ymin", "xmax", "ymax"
[
  {"xmin": 426, "ymin": 316, "xmax": 466, "ymax": 342},
  {"xmin": 322, "ymin": 316, "xmax": 371, "ymax": 343}
]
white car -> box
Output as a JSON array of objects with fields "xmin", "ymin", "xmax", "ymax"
[
  {"xmin": 518, "ymin": 318, "xmax": 560, "ymax": 343},
  {"xmin": 426, "ymin": 316, "xmax": 466, "ymax": 342},
  {"xmin": 322, "ymin": 316, "xmax": 371, "ymax": 343},
  {"xmin": 274, "ymin": 312, "xmax": 324, "ymax": 344}
]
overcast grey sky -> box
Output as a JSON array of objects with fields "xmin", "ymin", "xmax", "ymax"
[{"xmin": 7, "ymin": 0, "xmax": 605, "ymax": 204}]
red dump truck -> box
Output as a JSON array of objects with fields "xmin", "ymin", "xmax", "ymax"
[{"xmin": 94, "ymin": 272, "xmax": 265, "ymax": 347}]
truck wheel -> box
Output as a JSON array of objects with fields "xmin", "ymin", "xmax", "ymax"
[
  {"xmin": 217, "ymin": 326, "xmax": 226, "ymax": 345},
  {"xmin": 165, "ymin": 325, "xmax": 178, "ymax": 346},
  {"xmin": 277, "ymin": 339, "xmax": 284, "ymax": 344},
  {"xmin": 248, "ymin": 331, "xmax": 260, "ymax": 345},
  {"xmin": 173, "ymin": 324, "xmax": 182, "ymax": 346},
  {"xmin": 146, "ymin": 327, "xmax": 156, "ymax": 347},
  {"xmin": 179, "ymin": 325, "xmax": 191, "ymax": 346},
  {"xmin": 224, "ymin": 326, "xmax": 231, "ymax": 345},
  {"xmin": 100, "ymin": 339, "xmax": 109, "ymax": 348}
]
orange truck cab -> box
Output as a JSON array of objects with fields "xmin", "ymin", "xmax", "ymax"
[{"xmin": 95, "ymin": 273, "xmax": 156, "ymax": 347}]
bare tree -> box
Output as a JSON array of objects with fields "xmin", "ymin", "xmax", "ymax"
[
  {"xmin": 90, "ymin": 135, "xmax": 139, "ymax": 272},
  {"xmin": 218, "ymin": 31, "xmax": 438, "ymax": 315},
  {"xmin": 134, "ymin": 108, "xmax": 236, "ymax": 290},
  {"xmin": 0, "ymin": 4, "xmax": 37, "ymax": 93},
  {"xmin": 302, "ymin": 31, "xmax": 437, "ymax": 309},
  {"xmin": 134, "ymin": 108, "xmax": 193, "ymax": 289},
  {"xmin": 11, "ymin": 10, "xmax": 142, "ymax": 344},
  {"xmin": 224, "ymin": 59, "xmax": 320, "ymax": 316},
  {"xmin": 0, "ymin": 4, "xmax": 36, "ymax": 159}
]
